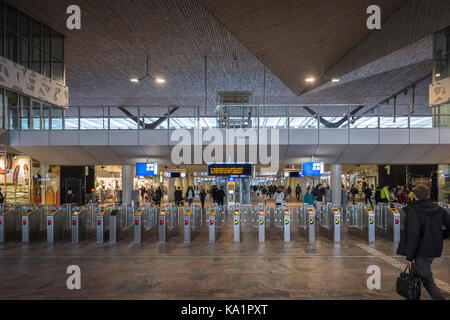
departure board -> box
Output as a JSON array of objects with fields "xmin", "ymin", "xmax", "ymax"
[{"xmin": 208, "ymin": 163, "xmax": 253, "ymax": 177}]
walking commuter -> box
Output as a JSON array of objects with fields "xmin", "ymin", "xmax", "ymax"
[
  {"xmin": 286, "ymin": 186, "xmax": 292, "ymax": 202},
  {"xmin": 174, "ymin": 187, "xmax": 183, "ymax": 206},
  {"xmin": 374, "ymin": 187, "xmax": 381, "ymax": 204},
  {"xmin": 303, "ymin": 187, "xmax": 314, "ymax": 205},
  {"xmin": 313, "ymin": 184, "xmax": 325, "ymax": 211},
  {"xmin": 380, "ymin": 185, "xmax": 390, "ymax": 203},
  {"xmin": 217, "ymin": 186, "xmax": 225, "ymax": 206},
  {"xmin": 199, "ymin": 187, "xmax": 206, "ymax": 210},
  {"xmin": 274, "ymin": 187, "xmax": 284, "ymax": 207},
  {"xmin": 350, "ymin": 184, "xmax": 358, "ymax": 205},
  {"xmin": 363, "ymin": 186, "xmax": 373, "ymax": 206},
  {"xmin": 295, "ymin": 184, "xmax": 302, "ymax": 201},
  {"xmin": 155, "ymin": 186, "xmax": 163, "ymax": 207},
  {"xmin": 186, "ymin": 186, "xmax": 194, "ymax": 206},
  {"xmin": 397, "ymin": 184, "xmax": 450, "ymax": 300},
  {"xmin": 0, "ymin": 187, "xmax": 4, "ymax": 204}
]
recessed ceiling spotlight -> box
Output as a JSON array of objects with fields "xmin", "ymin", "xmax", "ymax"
[
  {"xmin": 305, "ymin": 77, "xmax": 315, "ymax": 83},
  {"xmin": 155, "ymin": 78, "xmax": 166, "ymax": 84},
  {"xmin": 130, "ymin": 78, "xmax": 139, "ymax": 83},
  {"xmin": 331, "ymin": 78, "xmax": 340, "ymax": 82}
]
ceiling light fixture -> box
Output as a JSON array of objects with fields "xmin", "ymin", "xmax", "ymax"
[
  {"xmin": 130, "ymin": 56, "xmax": 166, "ymax": 85},
  {"xmin": 305, "ymin": 40, "xmax": 340, "ymax": 84}
]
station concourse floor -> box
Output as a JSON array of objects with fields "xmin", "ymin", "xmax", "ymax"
[{"xmin": 0, "ymin": 201, "xmax": 449, "ymax": 300}]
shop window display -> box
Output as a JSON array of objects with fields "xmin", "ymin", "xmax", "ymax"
[
  {"xmin": 95, "ymin": 166, "xmax": 121, "ymax": 203},
  {"xmin": 0, "ymin": 154, "xmax": 30, "ymax": 204},
  {"xmin": 30, "ymin": 159, "xmax": 60, "ymax": 205}
]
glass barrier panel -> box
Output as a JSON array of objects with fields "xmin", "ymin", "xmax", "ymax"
[
  {"xmin": 51, "ymin": 118, "xmax": 64, "ymax": 130},
  {"xmin": 80, "ymin": 117, "xmax": 107, "ymax": 130},
  {"xmin": 350, "ymin": 116, "xmax": 379, "ymax": 128},
  {"xmin": 259, "ymin": 117, "xmax": 288, "ymax": 128},
  {"xmin": 319, "ymin": 117, "xmax": 348, "ymax": 129},
  {"xmin": 409, "ymin": 116, "xmax": 433, "ymax": 128},
  {"xmin": 65, "ymin": 118, "xmax": 79, "ymax": 130},
  {"xmin": 380, "ymin": 117, "xmax": 409, "ymax": 128},
  {"xmin": 198, "ymin": 117, "xmax": 217, "ymax": 128},
  {"xmin": 110, "ymin": 117, "xmax": 138, "ymax": 130},
  {"xmin": 169, "ymin": 118, "xmax": 197, "ymax": 129},
  {"xmin": 289, "ymin": 117, "xmax": 318, "ymax": 128},
  {"xmin": 141, "ymin": 117, "xmax": 168, "ymax": 129}
]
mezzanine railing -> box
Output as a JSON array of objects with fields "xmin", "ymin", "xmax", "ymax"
[{"xmin": 6, "ymin": 104, "xmax": 450, "ymax": 131}]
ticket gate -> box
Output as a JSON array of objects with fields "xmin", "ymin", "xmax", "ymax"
[
  {"xmin": 22, "ymin": 206, "xmax": 41, "ymax": 243},
  {"xmin": 0, "ymin": 205, "xmax": 18, "ymax": 243},
  {"xmin": 274, "ymin": 205, "xmax": 293, "ymax": 242},
  {"xmin": 96, "ymin": 206, "xmax": 114, "ymax": 244},
  {"xmin": 47, "ymin": 206, "xmax": 69, "ymax": 244},
  {"xmin": 110, "ymin": 204, "xmax": 134, "ymax": 243},
  {"xmin": 134, "ymin": 205, "xmax": 157, "ymax": 243},
  {"xmin": 374, "ymin": 204, "xmax": 402, "ymax": 242},
  {"xmin": 183, "ymin": 205, "xmax": 202, "ymax": 244},
  {"xmin": 159, "ymin": 205, "xmax": 180, "ymax": 243},
  {"xmin": 72, "ymin": 205, "xmax": 95, "ymax": 244},
  {"xmin": 346, "ymin": 203, "xmax": 375, "ymax": 242},
  {"xmin": 318, "ymin": 204, "xmax": 342, "ymax": 242},
  {"xmin": 252, "ymin": 204, "xmax": 270, "ymax": 243},
  {"xmin": 207, "ymin": 205, "xmax": 225, "ymax": 243},
  {"xmin": 297, "ymin": 205, "xmax": 316, "ymax": 243},
  {"xmin": 229, "ymin": 204, "xmax": 242, "ymax": 243}
]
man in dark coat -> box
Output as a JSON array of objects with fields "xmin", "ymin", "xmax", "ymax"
[
  {"xmin": 174, "ymin": 187, "xmax": 183, "ymax": 206},
  {"xmin": 397, "ymin": 184, "xmax": 450, "ymax": 300}
]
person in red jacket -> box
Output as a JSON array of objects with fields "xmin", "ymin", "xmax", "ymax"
[{"xmin": 397, "ymin": 187, "xmax": 407, "ymax": 205}]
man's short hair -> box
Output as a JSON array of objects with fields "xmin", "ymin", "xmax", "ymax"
[{"xmin": 413, "ymin": 184, "xmax": 430, "ymax": 201}]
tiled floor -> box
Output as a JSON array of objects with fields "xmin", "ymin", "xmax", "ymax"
[{"xmin": 0, "ymin": 221, "xmax": 449, "ymax": 300}]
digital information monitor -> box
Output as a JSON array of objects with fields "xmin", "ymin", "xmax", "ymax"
[
  {"xmin": 136, "ymin": 162, "xmax": 159, "ymax": 176},
  {"xmin": 208, "ymin": 163, "xmax": 253, "ymax": 177},
  {"xmin": 302, "ymin": 162, "xmax": 324, "ymax": 176}
]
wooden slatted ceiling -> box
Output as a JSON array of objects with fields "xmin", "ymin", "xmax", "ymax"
[
  {"xmin": 199, "ymin": 0, "xmax": 409, "ymax": 95},
  {"xmin": 8, "ymin": 0, "xmax": 297, "ymax": 106},
  {"xmin": 7, "ymin": 0, "xmax": 431, "ymax": 107}
]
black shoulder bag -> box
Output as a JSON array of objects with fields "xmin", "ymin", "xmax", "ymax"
[{"xmin": 396, "ymin": 265, "xmax": 422, "ymax": 300}]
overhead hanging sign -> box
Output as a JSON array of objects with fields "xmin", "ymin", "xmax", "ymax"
[
  {"xmin": 208, "ymin": 163, "xmax": 253, "ymax": 177},
  {"xmin": 429, "ymin": 77, "xmax": 450, "ymax": 105},
  {"xmin": 0, "ymin": 57, "xmax": 69, "ymax": 107},
  {"xmin": 136, "ymin": 162, "xmax": 159, "ymax": 176},
  {"xmin": 302, "ymin": 162, "xmax": 324, "ymax": 176}
]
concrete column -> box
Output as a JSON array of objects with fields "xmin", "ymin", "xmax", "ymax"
[
  {"xmin": 122, "ymin": 165, "xmax": 134, "ymax": 204},
  {"xmin": 331, "ymin": 164, "xmax": 342, "ymax": 206},
  {"xmin": 168, "ymin": 178, "xmax": 175, "ymax": 202}
]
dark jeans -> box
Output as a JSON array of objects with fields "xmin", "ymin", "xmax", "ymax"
[
  {"xmin": 295, "ymin": 192, "xmax": 300, "ymax": 201},
  {"xmin": 365, "ymin": 196, "xmax": 373, "ymax": 206},
  {"xmin": 200, "ymin": 199, "xmax": 205, "ymax": 209},
  {"xmin": 412, "ymin": 258, "xmax": 445, "ymax": 300}
]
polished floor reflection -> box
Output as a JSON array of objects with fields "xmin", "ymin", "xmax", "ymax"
[{"xmin": 0, "ymin": 223, "xmax": 449, "ymax": 300}]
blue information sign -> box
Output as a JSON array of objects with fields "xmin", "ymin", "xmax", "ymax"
[
  {"xmin": 302, "ymin": 162, "xmax": 324, "ymax": 176},
  {"xmin": 136, "ymin": 163, "xmax": 159, "ymax": 176}
]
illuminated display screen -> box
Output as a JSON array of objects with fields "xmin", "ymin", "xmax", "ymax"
[
  {"xmin": 284, "ymin": 171, "xmax": 303, "ymax": 178},
  {"xmin": 208, "ymin": 163, "xmax": 253, "ymax": 177},
  {"xmin": 302, "ymin": 162, "xmax": 324, "ymax": 176},
  {"xmin": 136, "ymin": 162, "xmax": 159, "ymax": 176},
  {"xmin": 166, "ymin": 172, "xmax": 186, "ymax": 178}
]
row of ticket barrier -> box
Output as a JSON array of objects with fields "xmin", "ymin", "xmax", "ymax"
[{"xmin": 1, "ymin": 202, "xmax": 448, "ymax": 245}]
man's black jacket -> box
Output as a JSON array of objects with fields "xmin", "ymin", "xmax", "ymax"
[{"xmin": 397, "ymin": 200, "xmax": 450, "ymax": 261}]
